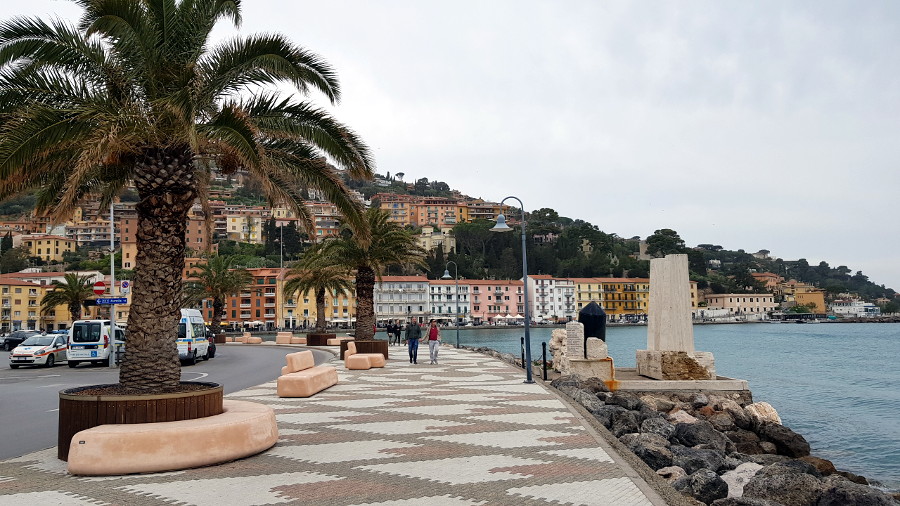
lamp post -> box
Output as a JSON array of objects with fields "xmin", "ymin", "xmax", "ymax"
[
  {"xmin": 491, "ymin": 196, "xmax": 534, "ymax": 384},
  {"xmin": 441, "ymin": 260, "xmax": 460, "ymax": 348}
]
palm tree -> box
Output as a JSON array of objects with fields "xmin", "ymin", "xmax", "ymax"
[
  {"xmin": 183, "ymin": 256, "xmax": 252, "ymax": 338},
  {"xmin": 319, "ymin": 208, "xmax": 427, "ymax": 340},
  {"xmin": 0, "ymin": 1, "xmax": 373, "ymax": 391},
  {"xmin": 40, "ymin": 273, "xmax": 96, "ymax": 323},
  {"xmin": 283, "ymin": 245, "xmax": 353, "ymax": 334}
]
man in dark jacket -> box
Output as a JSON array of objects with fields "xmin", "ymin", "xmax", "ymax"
[{"xmin": 404, "ymin": 318, "xmax": 422, "ymax": 364}]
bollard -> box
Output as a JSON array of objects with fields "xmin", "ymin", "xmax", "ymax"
[
  {"xmin": 542, "ymin": 342, "xmax": 548, "ymax": 381},
  {"xmin": 520, "ymin": 336, "xmax": 525, "ymax": 369}
]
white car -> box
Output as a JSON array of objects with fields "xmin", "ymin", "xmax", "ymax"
[{"xmin": 9, "ymin": 334, "xmax": 68, "ymax": 368}]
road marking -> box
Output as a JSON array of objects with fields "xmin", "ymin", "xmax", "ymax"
[
  {"xmin": 182, "ymin": 372, "xmax": 209, "ymax": 380},
  {"xmin": 47, "ymin": 409, "xmax": 59, "ymax": 412}
]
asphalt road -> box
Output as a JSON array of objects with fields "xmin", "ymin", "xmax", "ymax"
[{"xmin": 0, "ymin": 344, "xmax": 334, "ymax": 460}]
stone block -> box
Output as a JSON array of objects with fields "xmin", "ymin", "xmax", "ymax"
[
  {"xmin": 569, "ymin": 357, "xmax": 615, "ymax": 384},
  {"xmin": 586, "ymin": 337, "xmax": 608, "ymax": 359},
  {"xmin": 636, "ymin": 350, "xmax": 715, "ymax": 380}
]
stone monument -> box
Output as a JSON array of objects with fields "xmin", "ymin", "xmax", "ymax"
[
  {"xmin": 563, "ymin": 321, "xmax": 616, "ymax": 387},
  {"xmin": 636, "ymin": 253, "xmax": 716, "ymax": 380}
]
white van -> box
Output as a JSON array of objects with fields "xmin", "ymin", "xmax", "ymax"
[
  {"xmin": 67, "ymin": 320, "xmax": 126, "ymax": 368},
  {"xmin": 178, "ymin": 308, "xmax": 210, "ymax": 365}
]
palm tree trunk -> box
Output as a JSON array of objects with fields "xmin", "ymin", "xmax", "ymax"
[
  {"xmin": 314, "ymin": 287, "xmax": 326, "ymax": 333},
  {"xmin": 355, "ymin": 266, "xmax": 376, "ymax": 340},
  {"xmin": 120, "ymin": 148, "xmax": 196, "ymax": 392},
  {"xmin": 69, "ymin": 302, "xmax": 81, "ymax": 322},
  {"xmin": 212, "ymin": 298, "xmax": 224, "ymax": 339}
]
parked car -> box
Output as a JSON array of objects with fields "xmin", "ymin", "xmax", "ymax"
[
  {"xmin": 1, "ymin": 330, "xmax": 41, "ymax": 351},
  {"xmin": 9, "ymin": 334, "xmax": 68, "ymax": 368}
]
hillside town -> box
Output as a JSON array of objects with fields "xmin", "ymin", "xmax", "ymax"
[{"xmin": 0, "ymin": 182, "xmax": 888, "ymax": 333}]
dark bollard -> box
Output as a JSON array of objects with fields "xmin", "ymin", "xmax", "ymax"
[
  {"xmin": 541, "ymin": 342, "xmax": 548, "ymax": 381},
  {"xmin": 578, "ymin": 301, "xmax": 607, "ymax": 359},
  {"xmin": 520, "ymin": 336, "xmax": 525, "ymax": 369}
]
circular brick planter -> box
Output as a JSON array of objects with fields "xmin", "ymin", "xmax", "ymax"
[{"xmin": 58, "ymin": 382, "xmax": 223, "ymax": 461}]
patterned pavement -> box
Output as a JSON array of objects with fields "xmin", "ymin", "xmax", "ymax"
[{"xmin": 0, "ymin": 345, "xmax": 666, "ymax": 505}]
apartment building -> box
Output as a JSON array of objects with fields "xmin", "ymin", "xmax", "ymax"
[
  {"xmin": 416, "ymin": 229, "xmax": 455, "ymax": 253},
  {"xmin": 830, "ymin": 299, "xmax": 880, "ymax": 317},
  {"xmin": 14, "ymin": 234, "xmax": 76, "ymax": 262},
  {"xmin": 216, "ymin": 268, "xmax": 280, "ymax": 330},
  {"xmin": 374, "ymin": 194, "xmax": 509, "ymax": 228},
  {"xmin": 0, "ymin": 277, "xmax": 75, "ymax": 332},
  {"xmin": 374, "ymin": 275, "xmax": 430, "ymax": 324},
  {"xmin": 428, "ymin": 279, "xmax": 470, "ymax": 324},
  {"xmin": 572, "ymin": 277, "xmax": 698, "ymax": 322},
  {"xmin": 704, "ymin": 294, "xmax": 776, "ymax": 320},
  {"xmin": 468, "ymin": 279, "xmax": 525, "ymax": 324},
  {"xmin": 529, "ymin": 275, "xmax": 576, "ymax": 322}
]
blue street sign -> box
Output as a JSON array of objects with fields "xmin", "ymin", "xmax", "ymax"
[{"xmin": 96, "ymin": 297, "xmax": 128, "ymax": 305}]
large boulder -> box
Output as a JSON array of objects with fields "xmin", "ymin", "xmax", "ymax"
[
  {"xmin": 592, "ymin": 404, "xmax": 627, "ymax": 429},
  {"xmin": 798, "ymin": 456, "xmax": 836, "ymax": 476},
  {"xmin": 580, "ymin": 376, "xmax": 610, "ymax": 393},
  {"xmin": 607, "ymin": 392, "xmax": 644, "ymax": 411},
  {"xmin": 641, "ymin": 394, "xmax": 675, "ymax": 412},
  {"xmin": 718, "ymin": 399, "xmax": 754, "ymax": 430},
  {"xmin": 550, "ymin": 374, "xmax": 584, "ymax": 398},
  {"xmin": 673, "ymin": 419, "xmax": 732, "ymax": 452},
  {"xmin": 686, "ymin": 468, "xmax": 729, "ymax": 504},
  {"xmin": 754, "ymin": 460, "xmax": 821, "ymax": 479},
  {"xmin": 656, "ymin": 466, "xmax": 686, "ymax": 483},
  {"xmin": 671, "ymin": 445, "xmax": 726, "ymax": 475},
  {"xmin": 725, "ymin": 429, "xmax": 763, "ymax": 454},
  {"xmin": 756, "ymin": 422, "xmax": 810, "ymax": 458},
  {"xmin": 708, "ymin": 412, "xmax": 737, "ymax": 432},
  {"xmin": 641, "ymin": 416, "xmax": 676, "ymax": 440},
  {"xmin": 745, "ymin": 402, "xmax": 782, "ymax": 427},
  {"xmin": 721, "ymin": 462, "xmax": 763, "ymax": 498},
  {"xmin": 619, "ymin": 433, "xmax": 673, "ymax": 470},
  {"xmin": 610, "ymin": 409, "xmax": 640, "ymax": 437},
  {"xmin": 668, "ymin": 409, "xmax": 700, "ymax": 425},
  {"xmin": 743, "ymin": 472, "xmax": 822, "ymax": 505},
  {"xmin": 817, "ymin": 475, "xmax": 896, "ymax": 506},
  {"xmin": 572, "ymin": 389, "xmax": 605, "ymax": 413}
]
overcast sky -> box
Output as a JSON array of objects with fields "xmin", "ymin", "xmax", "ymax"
[{"xmin": 5, "ymin": 1, "xmax": 899, "ymax": 290}]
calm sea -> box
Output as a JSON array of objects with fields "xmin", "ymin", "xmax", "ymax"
[{"xmin": 447, "ymin": 322, "xmax": 900, "ymax": 491}]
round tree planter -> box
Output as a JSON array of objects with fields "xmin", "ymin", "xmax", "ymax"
[
  {"xmin": 58, "ymin": 382, "xmax": 223, "ymax": 461},
  {"xmin": 354, "ymin": 339, "xmax": 389, "ymax": 359},
  {"xmin": 307, "ymin": 333, "xmax": 336, "ymax": 346}
]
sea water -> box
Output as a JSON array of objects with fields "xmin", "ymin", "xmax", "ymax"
[{"xmin": 448, "ymin": 322, "xmax": 900, "ymax": 491}]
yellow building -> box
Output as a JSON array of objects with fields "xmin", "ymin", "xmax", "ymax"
[
  {"xmin": 0, "ymin": 278, "xmax": 71, "ymax": 332},
  {"xmin": 793, "ymin": 290, "xmax": 826, "ymax": 313},
  {"xmin": 278, "ymin": 269, "xmax": 357, "ymax": 329},
  {"xmin": 572, "ymin": 277, "xmax": 697, "ymax": 322},
  {"xmin": 14, "ymin": 235, "xmax": 76, "ymax": 262}
]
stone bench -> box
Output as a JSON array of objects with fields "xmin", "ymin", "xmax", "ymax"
[
  {"xmin": 245, "ymin": 336, "xmax": 262, "ymax": 344},
  {"xmin": 290, "ymin": 336, "xmax": 307, "ymax": 345},
  {"xmin": 326, "ymin": 337, "xmax": 345, "ymax": 346},
  {"xmin": 277, "ymin": 351, "xmax": 338, "ymax": 397},
  {"xmin": 344, "ymin": 341, "xmax": 386, "ymax": 370},
  {"xmin": 275, "ymin": 331, "xmax": 293, "ymax": 344},
  {"xmin": 66, "ymin": 399, "xmax": 277, "ymax": 475}
]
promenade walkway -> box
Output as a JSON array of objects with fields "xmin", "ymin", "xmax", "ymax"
[{"xmin": 0, "ymin": 345, "xmax": 668, "ymax": 505}]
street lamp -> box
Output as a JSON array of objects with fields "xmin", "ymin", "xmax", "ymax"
[
  {"xmin": 491, "ymin": 196, "xmax": 534, "ymax": 384},
  {"xmin": 441, "ymin": 260, "xmax": 460, "ymax": 348}
]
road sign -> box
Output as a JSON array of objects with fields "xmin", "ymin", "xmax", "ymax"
[
  {"xmin": 96, "ymin": 297, "xmax": 128, "ymax": 305},
  {"xmin": 121, "ymin": 281, "xmax": 129, "ymax": 289},
  {"xmin": 121, "ymin": 280, "xmax": 130, "ymax": 294},
  {"xmin": 93, "ymin": 281, "xmax": 106, "ymax": 296}
]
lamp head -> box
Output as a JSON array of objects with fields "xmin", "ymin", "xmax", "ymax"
[
  {"xmin": 490, "ymin": 213, "xmax": 512, "ymax": 232},
  {"xmin": 441, "ymin": 269, "xmax": 452, "ymax": 280}
]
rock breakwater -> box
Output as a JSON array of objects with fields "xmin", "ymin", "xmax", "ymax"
[{"xmin": 550, "ymin": 374, "xmax": 898, "ymax": 506}]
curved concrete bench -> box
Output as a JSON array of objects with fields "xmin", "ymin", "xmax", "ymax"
[
  {"xmin": 277, "ymin": 351, "xmax": 338, "ymax": 397},
  {"xmin": 67, "ymin": 399, "xmax": 277, "ymax": 476},
  {"xmin": 275, "ymin": 331, "xmax": 292, "ymax": 344},
  {"xmin": 344, "ymin": 342, "xmax": 386, "ymax": 370}
]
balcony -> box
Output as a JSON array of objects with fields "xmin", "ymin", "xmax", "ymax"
[
  {"xmin": 240, "ymin": 304, "xmax": 251, "ymax": 309},
  {"xmin": 265, "ymin": 303, "xmax": 275, "ymax": 308},
  {"xmin": 284, "ymin": 302, "xmax": 297, "ymax": 308}
]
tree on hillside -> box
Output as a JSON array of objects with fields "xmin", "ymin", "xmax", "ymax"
[
  {"xmin": 646, "ymin": 229, "xmax": 686, "ymax": 257},
  {"xmin": 183, "ymin": 256, "xmax": 252, "ymax": 338},
  {"xmin": 0, "ymin": 1, "xmax": 373, "ymax": 391},
  {"xmin": 319, "ymin": 208, "xmax": 427, "ymax": 340},
  {"xmin": 40, "ymin": 273, "xmax": 96, "ymax": 322}
]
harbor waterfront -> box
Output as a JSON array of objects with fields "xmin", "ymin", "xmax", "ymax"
[{"xmin": 448, "ymin": 322, "xmax": 900, "ymax": 492}]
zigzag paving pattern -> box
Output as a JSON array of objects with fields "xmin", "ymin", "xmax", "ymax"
[{"xmin": 0, "ymin": 346, "xmax": 665, "ymax": 505}]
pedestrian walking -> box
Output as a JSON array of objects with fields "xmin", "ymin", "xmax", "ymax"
[
  {"xmin": 393, "ymin": 321, "xmax": 402, "ymax": 345},
  {"xmin": 427, "ymin": 319, "xmax": 441, "ymax": 364},
  {"xmin": 386, "ymin": 321, "xmax": 396, "ymax": 346},
  {"xmin": 405, "ymin": 318, "xmax": 421, "ymax": 363}
]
